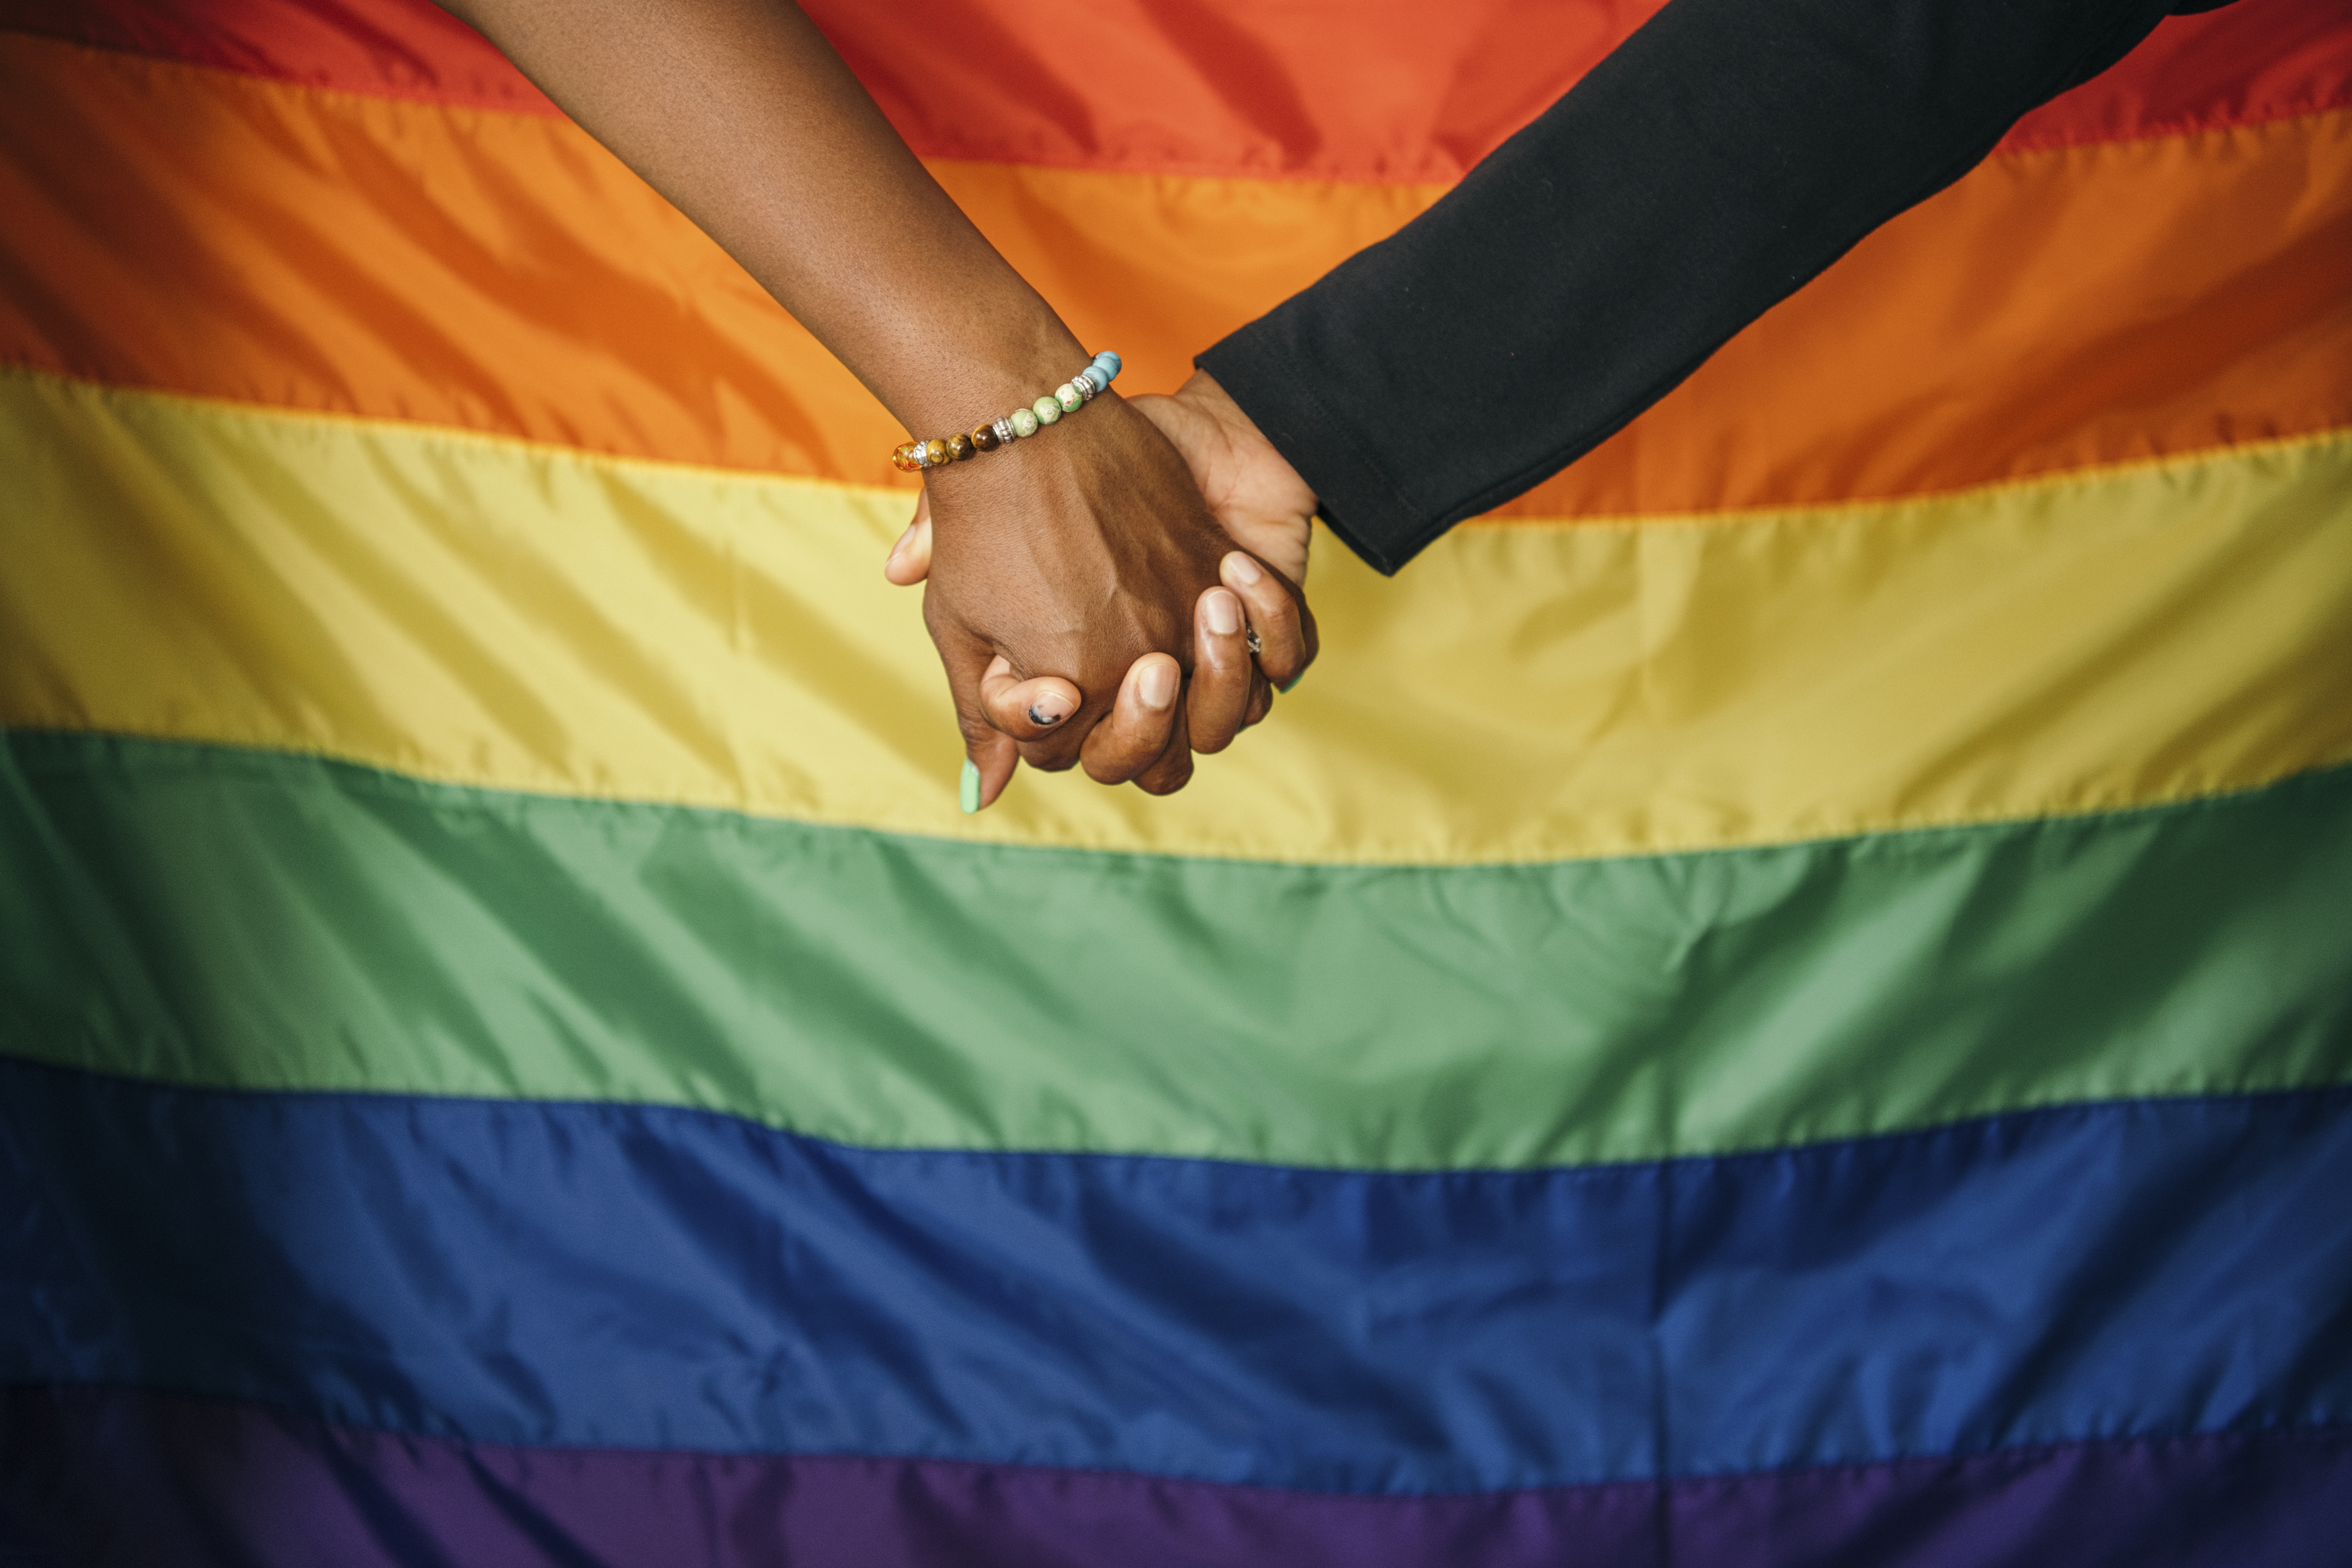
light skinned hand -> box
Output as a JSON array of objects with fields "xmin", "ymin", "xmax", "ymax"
[{"xmin": 886, "ymin": 370, "xmax": 1317, "ymax": 807}]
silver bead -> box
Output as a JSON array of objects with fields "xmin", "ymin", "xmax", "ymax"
[
  {"xmin": 1071, "ymin": 374, "xmax": 1095, "ymax": 402},
  {"xmin": 993, "ymin": 417, "xmax": 1017, "ymax": 444}
]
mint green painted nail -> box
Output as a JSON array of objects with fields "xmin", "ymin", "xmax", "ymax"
[
  {"xmin": 960, "ymin": 758, "xmax": 981, "ymax": 814},
  {"xmin": 1277, "ymin": 674, "xmax": 1303, "ymax": 695}
]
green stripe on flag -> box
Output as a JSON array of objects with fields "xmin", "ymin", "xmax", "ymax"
[{"xmin": 5, "ymin": 730, "xmax": 2348, "ymax": 1170}]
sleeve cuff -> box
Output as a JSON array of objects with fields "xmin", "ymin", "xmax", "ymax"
[{"xmin": 1195, "ymin": 336, "xmax": 1461, "ymax": 578}]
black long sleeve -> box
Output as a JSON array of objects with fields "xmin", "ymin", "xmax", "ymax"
[{"xmin": 1195, "ymin": 0, "xmax": 2199, "ymax": 574}]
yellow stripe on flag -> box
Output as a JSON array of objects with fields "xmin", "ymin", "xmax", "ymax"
[{"xmin": 5, "ymin": 369, "xmax": 2348, "ymax": 865}]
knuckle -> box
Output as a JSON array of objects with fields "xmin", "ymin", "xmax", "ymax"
[
  {"xmin": 1187, "ymin": 699, "xmax": 1243, "ymax": 755},
  {"xmin": 1136, "ymin": 762, "xmax": 1194, "ymax": 796},
  {"xmin": 1019, "ymin": 735, "xmax": 1083, "ymax": 773}
]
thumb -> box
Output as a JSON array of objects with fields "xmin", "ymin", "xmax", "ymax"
[
  {"xmin": 884, "ymin": 490, "xmax": 934, "ymax": 586},
  {"xmin": 963, "ymin": 724, "xmax": 1019, "ymax": 814},
  {"xmin": 937, "ymin": 623, "xmax": 1019, "ymax": 814}
]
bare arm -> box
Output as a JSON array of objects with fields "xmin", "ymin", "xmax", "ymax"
[
  {"xmin": 441, "ymin": 0, "xmax": 1068, "ymax": 434},
  {"xmin": 439, "ymin": 0, "xmax": 1310, "ymax": 802}
]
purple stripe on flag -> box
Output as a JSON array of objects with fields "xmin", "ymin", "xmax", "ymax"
[{"xmin": 2, "ymin": 1386, "xmax": 2343, "ymax": 1567}]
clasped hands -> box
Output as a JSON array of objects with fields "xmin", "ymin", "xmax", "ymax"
[{"xmin": 882, "ymin": 369, "xmax": 1320, "ymax": 811}]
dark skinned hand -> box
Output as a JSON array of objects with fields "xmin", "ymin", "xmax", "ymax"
[
  {"xmin": 435, "ymin": 3, "xmax": 1312, "ymax": 812},
  {"xmin": 892, "ymin": 370, "xmax": 1319, "ymax": 808}
]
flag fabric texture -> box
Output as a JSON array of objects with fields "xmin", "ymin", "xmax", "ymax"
[{"xmin": 2, "ymin": 0, "xmax": 2349, "ymax": 1561}]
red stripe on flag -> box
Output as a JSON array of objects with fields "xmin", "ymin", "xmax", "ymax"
[{"xmin": 5, "ymin": 0, "xmax": 2347, "ymax": 179}]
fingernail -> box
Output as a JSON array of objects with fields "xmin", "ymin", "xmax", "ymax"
[
  {"xmin": 1204, "ymin": 589, "xmax": 1242, "ymax": 636},
  {"xmin": 1225, "ymin": 554, "xmax": 1265, "ymax": 586},
  {"xmin": 1277, "ymin": 672, "xmax": 1303, "ymax": 695},
  {"xmin": 1027, "ymin": 692, "xmax": 1073, "ymax": 727},
  {"xmin": 889, "ymin": 523, "xmax": 915, "ymax": 557},
  {"xmin": 959, "ymin": 758, "xmax": 981, "ymax": 814},
  {"xmin": 1138, "ymin": 662, "xmax": 1177, "ymax": 709}
]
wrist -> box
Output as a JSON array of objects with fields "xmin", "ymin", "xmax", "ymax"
[
  {"xmin": 896, "ymin": 336, "xmax": 1127, "ymax": 498},
  {"xmin": 1179, "ymin": 369, "xmax": 1311, "ymax": 498},
  {"xmin": 884, "ymin": 310, "xmax": 1094, "ymax": 445}
]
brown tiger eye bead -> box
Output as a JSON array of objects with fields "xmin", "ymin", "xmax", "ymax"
[
  {"xmin": 923, "ymin": 439, "xmax": 950, "ymax": 467},
  {"xmin": 970, "ymin": 423, "xmax": 1001, "ymax": 453},
  {"xmin": 947, "ymin": 433, "xmax": 976, "ymax": 462}
]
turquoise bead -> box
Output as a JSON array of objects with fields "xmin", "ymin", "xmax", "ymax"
[
  {"xmin": 1093, "ymin": 350, "xmax": 1121, "ymax": 382},
  {"xmin": 1055, "ymin": 383, "xmax": 1084, "ymax": 412},
  {"xmin": 1082, "ymin": 365, "xmax": 1109, "ymax": 394},
  {"xmin": 1009, "ymin": 406, "xmax": 1040, "ymax": 438},
  {"xmin": 1032, "ymin": 396, "xmax": 1062, "ymax": 425}
]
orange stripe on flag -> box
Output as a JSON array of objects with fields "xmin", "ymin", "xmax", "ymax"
[{"xmin": 2, "ymin": 36, "xmax": 2345, "ymax": 515}]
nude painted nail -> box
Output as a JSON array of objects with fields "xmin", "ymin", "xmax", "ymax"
[
  {"xmin": 1204, "ymin": 589, "xmax": 1242, "ymax": 636},
  {"xmin": 959, "ymin": 758, "xmax": 981, "ymax": 814},
  {"xmin": 1138, "ymin": 662, "xmax": 1177, "ymax": 709},
  {"xmin": 1224, "ymin": 553, "xmax": 1265, "ymax": 586},
  {"xmin": 1027, "ymin": 691, "xmax": 1074, "ymax": 727}
]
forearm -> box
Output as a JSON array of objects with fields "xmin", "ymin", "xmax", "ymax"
[
  {"xmin": 1198, "ymin": 0, "xmax": 2187, "ymax": 574},
  {"xmin": 439, "ymin": 0, "xmax": 1085, "ymax": 437},
  {"xmin": 442, "ymin": 0, "xmax": 1299, "ymax": 797}
]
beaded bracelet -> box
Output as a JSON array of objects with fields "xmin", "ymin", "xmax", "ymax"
[{"xmin": 891, "ymin": 351, "xmax": 1122, "ymax": 473}]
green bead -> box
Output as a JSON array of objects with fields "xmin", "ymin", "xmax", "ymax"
[
  {"xmin": 1055, "ymin": 383, "xmax": 1084, "ymax": 412},
  {"xmin": 1032, "ymin": 396, "xmax": 1062, "ymax": 425},
  {"xmin": 1009, "ymin": 406, "xmax": 1040, "ymax": 438}
]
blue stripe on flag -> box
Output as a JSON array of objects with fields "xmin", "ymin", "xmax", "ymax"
[{"xmin": 3, "ymin": 1059, "xmax": 2346, "ymax": 1492}]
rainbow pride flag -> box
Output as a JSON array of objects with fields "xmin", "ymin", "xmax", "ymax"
[{"xmin": 3, "ymin": 0, "xmax": 2349, "ymax": 1559}]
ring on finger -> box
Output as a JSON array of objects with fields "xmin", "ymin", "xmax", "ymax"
[{"xmin": 1245, "ymin": 627, "xmax": 1263, "ymax": 657}]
